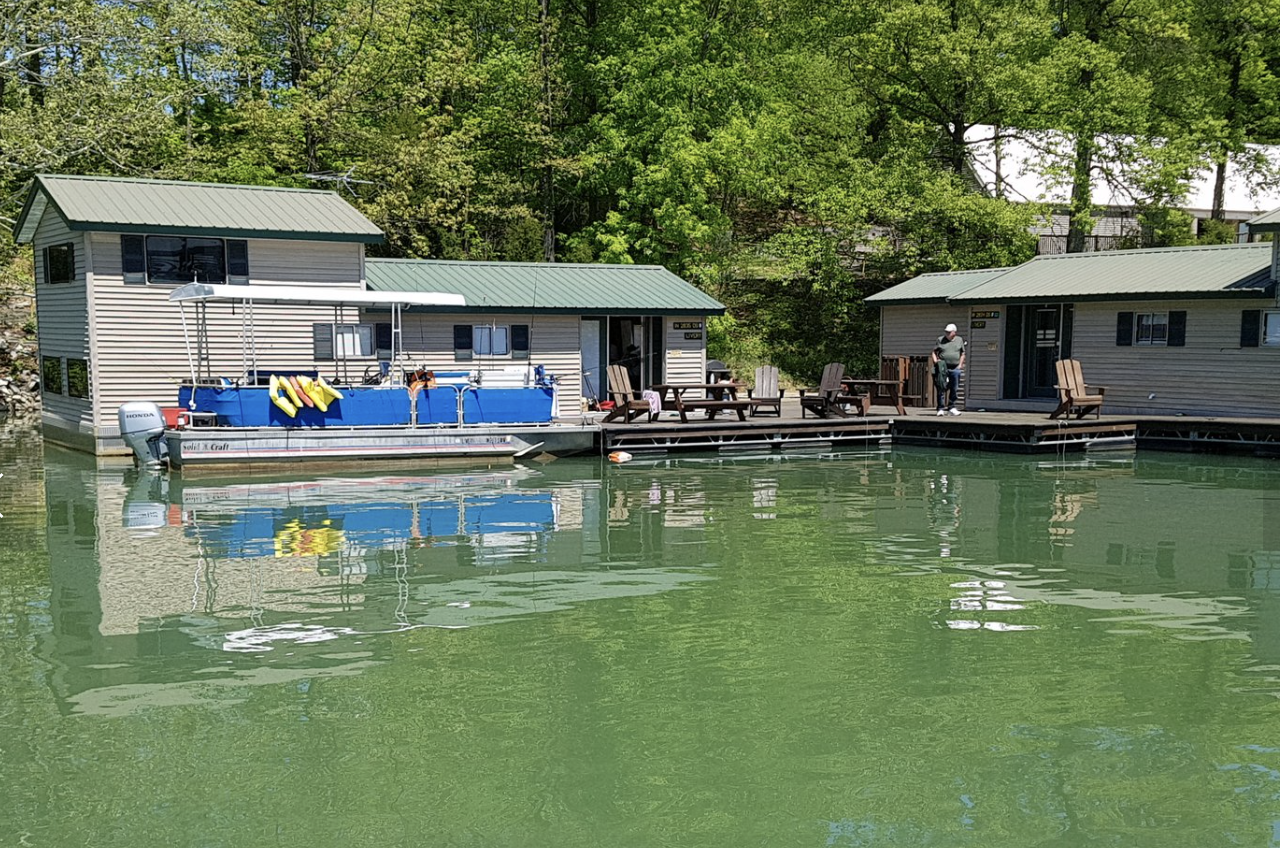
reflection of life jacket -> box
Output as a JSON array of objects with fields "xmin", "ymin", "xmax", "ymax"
[{"xmin": 268, "ymin": 375, "xmax": 297, "ymax": 417}]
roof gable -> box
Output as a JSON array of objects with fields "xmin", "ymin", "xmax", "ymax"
[
  {"xmin": 13, "ymin": 174, "xmax": 384, "ymax": 244},
  {"xmin": 365, "ymin": 259, "xmax": 725, "ymax": 315}
]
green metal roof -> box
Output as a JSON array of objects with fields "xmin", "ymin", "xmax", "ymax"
[
  {"xmin": 1248, "ymin": 206, "xmax": 1280, "ymax": 231},
  {"xmin": 365, "ymin": 258, "xmax": 726, "ymax": 315},
  {"xmin": 865, "ymin": 268, "xmax": 1012, "ymax": 304},
  {"xmin": 950, "ymin": 242, "xmax": 1273, "ymax": 303},
  {"xmin": 870, "ymin": 243, "xmax": 1274, "ymax": 307},
  {"xmin": 13, "ymin": 174, "xmax": 384, "ymax": 244}
]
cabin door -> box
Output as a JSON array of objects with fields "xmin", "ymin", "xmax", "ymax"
[{"xmin": 1006, "ymin": 304, "xmax": 1073, "ymax": 398}]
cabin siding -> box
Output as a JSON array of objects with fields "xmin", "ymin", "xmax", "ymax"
[
  {"xmin": 32, "ymin": 210, "xmax": 94, "ymax": 434},
  {"xmin": 881, "ymin": 305, "xmax": 971, "ymax": 407},
  {"xmin": 247, "ymin": 239, "xmax": 365, "ymax": 287},
  {"xmin": 960, "ymin": 308, "xmax": 1001, "ymax": 406},
  {"xmin": 663, "ymin": 317, "xmax": 706, "ymax": 385},
  {"xmin": 87, "ymin": 232, "xmax": 365, "ymax": 434},
  {"xmin": 391, "ymin": 313, "xmax": 584, "ymax": 418},
  {"xmin": 1064, "ymin": 298, "xmax": 1280, "ymax": 417},
  {"xmin": 940, "ymin": 297, "xmax": 1280, "ymax": 417}
]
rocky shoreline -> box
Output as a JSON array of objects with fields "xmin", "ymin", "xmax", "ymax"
[{"xmin": 0, "ymin": 291, "xmax": 40, "ymax": 419}]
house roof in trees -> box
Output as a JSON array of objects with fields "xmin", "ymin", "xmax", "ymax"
[
  {"xmin": 1247, "ymin": 206, "xmax": 1280, "ymax": 232},
  {"xmin": 365, "ymin": 258, "xmax": 726, "ymax": 315},
  {"xmin": 871, "ymin": 243, "xmax": 1274, "ymax": 306},
  {"xmin": 866, "ymin": 268, "xmax": 1012, "ymax": 305},
  {"xmin": 13, "ymin": 175, "xmax": 384, "ymax": 243}
]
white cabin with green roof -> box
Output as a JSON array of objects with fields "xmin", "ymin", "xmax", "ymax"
[
  {"xmin": 13, "ymin": 175, "xmax": 726, "ymax": 455},
  {"xmin": 867, "ymin": 232, "xmax": 1280, "ymax": 417}
]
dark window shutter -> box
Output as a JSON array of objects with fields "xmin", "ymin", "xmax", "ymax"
[
  {"xmin": 1241, "ymin": 310, "xmax": 1261, "ymax": 347},
  {"xmin": 511, "ymin": 324, "xmax": 530, "ymax": 360},
  {"xmin": 121, "ymin": 235, "xmax": 146, "ymax": 284},
  {"xmin": 1167, "ymin": 311, "xmax": 1186, "ymax": 347},
  {"xmin": 453, "ymin": 324, "xmax": 473, "ymax": 361},
  {"xmin": 375, "ymin": 322, "xmax": 392, "ymax": 357},
  {"xmin": 1116, "ymin": 312, "xmax": 1134, "ymax": 346},
  {"xmin": 313, "ymin": 323, "xmax": 334, "ymax": 361},
  {"xmin": 226, "ymin": 240, "xmax": 249, "ymax": 283}
]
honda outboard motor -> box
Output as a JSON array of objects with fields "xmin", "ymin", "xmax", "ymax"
[{"xmin": 117, "ymin": 401, "xmax": 170, "ymax": 469}]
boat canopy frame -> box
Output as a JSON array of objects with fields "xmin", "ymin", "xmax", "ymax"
[{"xmin": 168, "ymin": 282, "xmax": 467, "ymax": 388}]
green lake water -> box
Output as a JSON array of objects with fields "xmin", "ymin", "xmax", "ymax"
[{"xmin": 3, "ymin": 420, "xmax": 1280, "ymax": 847}]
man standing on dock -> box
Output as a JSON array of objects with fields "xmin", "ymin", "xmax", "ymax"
[{"xmin": 932, "ymin": 323, "xmax": 965, "ymax": 416}]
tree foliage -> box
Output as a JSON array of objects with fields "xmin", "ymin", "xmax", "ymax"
[{"xmin": 2, "ymin": 0, "xmax": 1278, "ymax": 380}]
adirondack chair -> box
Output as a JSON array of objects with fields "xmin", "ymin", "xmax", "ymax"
[
  {"xmin": 747, "ymin": 365, "xmax": 783, "ymax": 417},
  {"xmin": 1050, "ymin": 359, "xmax": 1106, "ymax": 419},
  {"xmin": 602, "ymin": 363, "xmax": 655, "ymax": 423},
  {"xmin": 800, "ymin": 363, "xmax": 857, "ymax": 418}
]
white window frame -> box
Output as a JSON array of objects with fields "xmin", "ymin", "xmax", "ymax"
[
  {"xmin": 1264, "ymin": 311, "xmax": 1280, "ymax": 347},
  {"xmin": 1135, "ymin": 312, "xmax": 1169, "ymax": 346}
]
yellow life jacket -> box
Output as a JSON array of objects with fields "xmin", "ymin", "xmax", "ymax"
[{"xmin": 268, "ymin": 375, "xmax": 297, "ymax": 417}]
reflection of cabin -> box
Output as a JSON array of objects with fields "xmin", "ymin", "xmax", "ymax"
[
  {"xmin": 13, "ymin": 175, "xmax": 725, "ymax": 454},
  {"xmin": 868, "ymin": 219, "xmax": 1280, "ymax": 416}
]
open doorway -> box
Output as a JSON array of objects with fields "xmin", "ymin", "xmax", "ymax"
[
  {"xmin": 606, "ymin": 316, "xmax": 663, "ymax": 393},
  {"xmin": 1002, "ymin": 304, "xmax": 1074, "ymax": 399}
]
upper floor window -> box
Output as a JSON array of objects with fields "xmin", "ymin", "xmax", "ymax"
[
  {"xmin": 44, "ymin": 243, "xmax": 74, "ymax": 285},
  {"xmin": 122, "ymin": 235, "xmax": 249, "ymax": 285}
]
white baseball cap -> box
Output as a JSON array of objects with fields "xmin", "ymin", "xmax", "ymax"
[{"xmin": 944, "ymin": 323, "xmax": 958, "ymax": 333}]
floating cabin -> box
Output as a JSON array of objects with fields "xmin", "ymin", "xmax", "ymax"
[
  {"xmin": 13, "ymin": 175, "xmax": 725, "ymax": 455},
  {"xmin": 867, "ymin": 215, "xmax": 1280, "ymax": 418}
]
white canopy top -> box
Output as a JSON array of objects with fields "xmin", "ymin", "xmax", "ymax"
[{"xmin": 168, "ymin": 282, "xmax": 466, "ymax": 308}]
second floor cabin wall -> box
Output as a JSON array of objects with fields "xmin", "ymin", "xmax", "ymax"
[
  {"xmin": 32, "ymin": 212, "xmax": 93, "ymax": 441},
  {"xmin": 88, "ymin": 232, "xmax": 368, "ymax": 437}
]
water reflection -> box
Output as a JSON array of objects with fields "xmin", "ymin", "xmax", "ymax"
[{"xmin": 9, "ymin": 434, "xmax": 1280, "ymax": 845}]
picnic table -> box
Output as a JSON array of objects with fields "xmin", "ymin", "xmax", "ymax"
[
  {"xmin": 841, "ymin": 378, "xmax": 906, "ymax": 415},
  {"xmin": 650, "ymin": 382, "xmax": 753, "ymax": 423}
]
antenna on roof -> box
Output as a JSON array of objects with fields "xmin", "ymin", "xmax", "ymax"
[{"xmin": 304, "ymin": 167, "xmax": 374, "ymax": 197}]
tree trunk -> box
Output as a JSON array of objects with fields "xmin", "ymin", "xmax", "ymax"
[
  {"xmin": 1212, "ymin": 53, "xmax": 1243, "ymax": 221},
  {"xmin": 1066, "ymin": 133, "xmax": 1094, "ymax": 254}
]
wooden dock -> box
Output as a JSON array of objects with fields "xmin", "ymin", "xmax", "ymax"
[{"xmin": 593, "ymin": 399, "xmax": 1280, "ymax": 457}]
